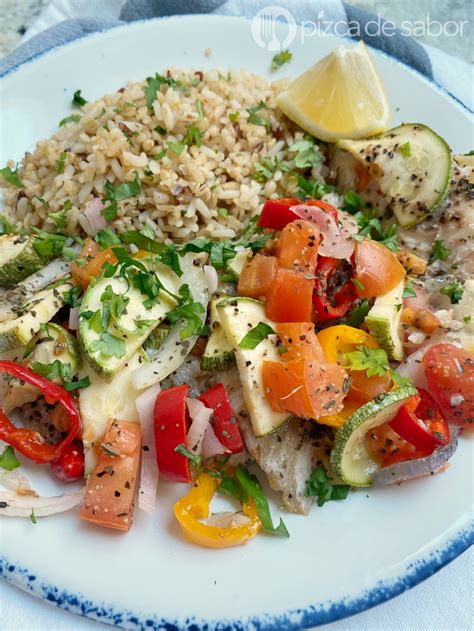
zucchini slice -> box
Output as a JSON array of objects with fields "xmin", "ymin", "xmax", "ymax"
[
  {"xmin": 0, "ymin": 235, "xmax": 51, "ymax": 287},
  {"xmin": 217, "ymin": 297, "xmax": 290, "ymax": 437},
  {"xmin": 338, "ymin": 124, "xmax": 453, "ymax": 227},
  {"xmin": 365, "ymin": 279, "xmax": 405, "ymax": 361},
  {"xmin": 201, "ymin": 294, "xmax": 235, "ymax": 370},
  {"xmin": 226, "ymin": 249, "xmax": 252, "ymax": 281},
  {"xmin": 0, "ymin": 280, "xmax": 72, "ymax": 353},
  {"xmin": 78, "ymin": 264, "xmax": 179, "ymax": 378},
  {"xmin": 330, "ymin": 384, "xmax": 417, "ymax": 486}
]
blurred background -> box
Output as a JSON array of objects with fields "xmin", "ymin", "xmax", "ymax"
[{"xmin": 0, "ymin": 0, "xmax": 472, "ymax": 60}]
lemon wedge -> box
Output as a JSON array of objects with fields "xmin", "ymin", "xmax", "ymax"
[{"xmin": 276, "ymin": 41, "xmax": 390, "ymax": 141}]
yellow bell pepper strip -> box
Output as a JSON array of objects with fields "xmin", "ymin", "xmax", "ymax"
[
  {"xmin": 174, "ymin": 472, "xmax": 261, "ymax": 549},
  {"xmin": 317, "ymin": 325, "xmax": 378, "ymax": 363}
]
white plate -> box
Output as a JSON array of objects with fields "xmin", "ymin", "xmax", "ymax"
[{"xmin": 0, "ymin": 14, "xmax": 472, "ymax": 630}]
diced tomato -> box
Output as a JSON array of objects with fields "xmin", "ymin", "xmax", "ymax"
[
  {"xmin": 72, "ymin": 246, "xmax": 118, "ymax": 290},
  {"xmin": 258, "ymin": 198, "xmax": 301, "ymax": 230},
  {"xmin": 237, "ymin": 254, "xmax": 278, "ymax": 298},
  {"xmin": 354, "ymin": 239, "xmax": 405, "ymax": 299},
  {"xmin": 262, "ymin": 358, "xmax": 347, "ymax": 420},
  {"xmin": 313, "ymin": 257, "xmax": 357, "ymax": 321},
  {"xmin": 276, "ymin": 322, "xmax": 326, "ymax": 363},
  {"xmin": 265, "ymin": 268, "xmax": 314, "ymax": 322},
  {"xmin": 348, "ymin": 370, "xmax": 392, "ymax": 403},
  {"xmin": 276, "ymin": 219, "xmax": 319, "ymax": 272},
  {"xmin": 423, "ymin": 344, "xmax": 474, "ymax": 427},
  {"xmin": 80, "ymin": 420, "xmax": 141, "ymax": 532}
]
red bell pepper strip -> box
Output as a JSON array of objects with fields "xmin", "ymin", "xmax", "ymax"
[
  {"xmin": 198, "ymin": 384, "xmax": 243, "ymax": 454},
  {"xmin": 153, "ymin": 384, "xmax": 192, "ymax": 483},
  {"xmin": 0, "ymin": 360, "xmax": 81, "ymax": 464},
  {"xmin": 389, "ymin": 388, "xmax": 450, "ymax": 452},
  {"xmin": 258, "ymin": 198, "xmax": 338, "ymax": 231},
  {"xmin": 313, "ymin": 257, "xmax": 357, "ymax": 321}
]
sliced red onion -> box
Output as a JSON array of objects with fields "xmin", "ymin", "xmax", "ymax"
[
  {"xmin": 201, "ymin": 424, "xmax": 230, "ymax": 459},
  {"xmin": 204, "ymin": 265, "xmax": 219, "ymax": 295},
  {"xmin": 290, "ymin": 204, "xmax": 355, "ymax": 259},
  {"xmin": 372, "ymin": 430, "xmax": 459, "ymax": 487},
  {"xmin": 0, "ymin": 469, "xmax": 37, "ymax": 495},
  {"xmin": 79, "ymin": 198, "xmax": 106, "ymax": 236},
  {"xmin": 0, "ymin": 489, "xmax": 84, "ymax": 517},
  {"xmin": 136, "ymin": 383, "xmax": 161, "ymax": 513},
  {"xmin": 68, "ymin": 307, "xmax": 80, "ymax": 331},
  {"xmin": 186, "ymin": 398, "xmax": 213, "ymax": 455}
]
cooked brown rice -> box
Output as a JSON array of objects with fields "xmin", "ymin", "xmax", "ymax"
[{"xmin": 2, "ymin": 69, "xmax": 322, "ymax": 242}]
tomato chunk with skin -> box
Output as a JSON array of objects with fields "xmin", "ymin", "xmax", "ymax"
[
  {"xmin": 423, "ymin": 344, "xmax": 474, "ymax": 426},
  {"xmin": 276, "ymin": 322, "xmax": 326, "ymax": 363},
  {"xmin": 262, "ymin": 358, "xmax": 348, "ymax": 419},
  {"xmin": 354, "ymin": 239, "xmax": 405, "ymax": 299},
  {"xmin": 237, "ymin": 254, "xmax": 278, "ymax": 298},
  {"xmin": 265, "ymin": 268, "xmax": 314, "ymax": 322},
  {"xmin": 80, "ymin": 420, "xmax": 141, "ymax": 532},
  {"xmin": 277, "ymin": 219, "xmax": 320, "ymax": 272}
]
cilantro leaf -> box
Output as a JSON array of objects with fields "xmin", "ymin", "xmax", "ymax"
[
  {"xmin": 271, "ymin": 49, "xmax": 293, "ymax": 71},
  {"xmin": 30, "ymin": 509, "xmax": 37, "ymax": 524},
  {"xmin": 30, "ymin": 360, "xmax": 73, "ymax": 384},
  {"xmin": 0, "ymin": 445, "xmax": 21, "ymax": 471},
  {"xmin": 346, "ymin": 300, "xmax": 370, "ymax": 327},
  {"xmin": 72, "ymin": 89, "xmax": 88, "ymax": 106},
  {"xmin": 62, "ymin": 286, "xmax": 83, "ymax": 307},
  {"xmin": 145, "ymin": 73, "xmax": 181, "ymax": 109},
  {"xmin": 197, "ymin": 99, "xmax": 204, "ymax": 121},
  {"xmin": 55, "ymin": 151, "xmax": 67, "ymax": 174},
  {"xmin": 32, "ymin": 231, "xmax": 67, "ymax": 258},
  {"xmin": 440, "ymin": 282, "xmax": 464, "ymax": 304},
  {"xmin": 402, "ymin": 279, "xmax": 417, "ymax": 298},
  {"xmin": 429, "ymin": 239, "xmax": 450, "ymax": 264},
  {"xmin": 64, "ymin": 376, "xmax": 90, "ymax": 391},
  {"xmin": 167, "ymin": 141, "xmax": 185, "ymax": 156},
  {"xmin": 48, "ymin": 209, "xmax": 68, "ymax": 231},
  {"xmin": 95, "ymin": 228, "xmax": 121, "ymax": 249},
  {"xmin": 90, "ymin": 332, "xmax": 126, "ymax": 358},
  {"xmin": 228, "ymin": 111, "xmax": 239, "ymax": 123},
  {"xmin": 343, "ymin": 190, "xmax": 366, "ymax": 214},
  {"xmin": 236, "ymin": 465, "xmax": 289, "ymax": 537},
  {"xmin": 344, "ymin": 345, "xmax": 391, "ymax": 378},
  {"xmin": 184, "ymin": 125, "xmax": 202, "ymax": 147},
  {"xmin": 166, "ymin": 288, "xmax": 206, "ymax": 339},
  {"xmin": 104, "ymin": 171, "xmax": 141, "ymax": 202},
  {"xmin": 0, "ymin": 216, "xmax": 15, "ymax": 235},
  {"xmin": 247, "ymin": 102, "xmax": 272, "ymax": 133},
  {"xmin": 295, "ymin": 174, "xmax": 335, "ymax": 199},
  {"xmin": 59, "ymin": 114, "xmax": 81, "ymax": 127},
  {"xmin": 217, "ymin": 473, "xmax": 249, "ymax": 504},
  {"xmin": 0, "ymin": 166, "xmax": 23, "ymax": 188},
  {"xmin": 306, "ymin": 465, "xmax": 350, "ymax": 507},
  {"xmin": 288, "ymin": 136, "xmax": 322, "ymax": 169},
  {"xmin": 239, "ymin": 321, "xmax": 275, "ymax": 349}
]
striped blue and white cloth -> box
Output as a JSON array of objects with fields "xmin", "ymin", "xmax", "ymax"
[{"xmin": 1, "ymin": 0, "xmax": 472, "ymax": 111}]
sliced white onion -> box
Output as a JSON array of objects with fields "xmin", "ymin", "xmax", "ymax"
[
  {"xmin": 204, "ymin": 265, "xmax": 219, "ymax": 295},
  {"xmin": 290, "ymin": 204, "xmax": 355, "ymax": 259},
  {"xmin": 136, "ymin": 383, "xmax": 161, "ymax": 513},
  {"xmin": 0, "ymin": 489, "xmax": 84, "ymax": 517},
  {"xmin": 372, "ymin": 431, "xmax": 459, "ymax": 487},
  {"xmin": 79, "ymin": 198, "xmax": 106, "ymax": 236},
  {"xmin": 186, "ymin": 398, "xmax": 213, "ymax": 455},
  {"xmin": 201, "ymin": 424, "xmax": 230, "ymax": 459},
  {"xmin": 68, "ymin": 307, "xmax": 80, "ymax": 331},
  {"xmin": 132, "ymin": 254, "xmax": 209, "ymax": 389},
  {"xmin": 407, "ymin": 330, "xmax": 426, "ymax": 345},
  {"xmin": 0, "ymin": 469, "xmax": 37, "ymax": 495},
  {"xmin": 201, "ymin": 512, "xmax": 252, "ymax": 527}
]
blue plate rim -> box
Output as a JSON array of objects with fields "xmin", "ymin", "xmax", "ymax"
[{"xmin": 1, "ymin": 12, "xmax": 472, "ymax": 629}]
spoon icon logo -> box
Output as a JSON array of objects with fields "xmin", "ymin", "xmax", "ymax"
[{"xmin": 251, "ymin": 6, "xmax": 297, "ymax": 51}]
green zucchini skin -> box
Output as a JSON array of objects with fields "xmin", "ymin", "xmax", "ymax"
[{"xmin": 0, "ymin": 235, "xmax": 52, "ymax": 287}]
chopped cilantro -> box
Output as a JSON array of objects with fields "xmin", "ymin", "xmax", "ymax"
[
  {"xmin": 288, "ymin": 135, "xmax": 322, "ymax": 169},
  {"xmin": 49, "ymin": 209, "xmax": 68, "ymax": 231},
  {"xmin": 217, "ymin": 473, "xmax": 249, "ymax": 503},
  {"xmin": 217, "ymin": 207, "xmax": 229, "ymax": 218},
  {"xmin": 239, "ymin": 321, "xmax": 275, "ymax": 349},
  {"xmin": 72, "ymin": 89, "xmax": 88, "ymax": 106},
  {"xmin": 30, "ymin": 360, "xmax": 73, "ymax": 384},
  {"xmin": 174, "ymin": 443, "xmax": 202, "ymax": 468},
  {"xmin": 62, "ymin": 286, "xmax": 83, "ymax": 307},
  {"xmin": 95, "ymin": 228, "xmax": 121, "ymax": 249},
  {"xmin": 166, "ymin": 285, "xmax": 206, "ymax": 339},
  {"xmin": 0, "ymin": 216, "xmax": 15, "ymax": 235},
  {"xmin": 343, "ymin": 190, "xmax": 366, "ymax": 214},
  {"xmin": 346, "ymin": 300, "xmax": 370, "ymax": 327},
  {"xmin": 344, "ymin": 345, "xmax": 391, "ymax": 378},
  {"xmin": 104, "ymin": 170, "xmax": 141, "ymax": 202},
  {"xmin": 271, "ymin": 49, "xmax": 293, "ymax": 71},
  {"xmin": 63, "ymin": 199, "xmax": 72, "ymax": 211},
  {"xmin": 0, "ymin": 165, "xmax": 23, "ymax": 188},
  {"xmin": 102, "ymin": 202, "xmax": 117, "ymax": 222},
  {"xmin": 31, "ymin": 231, "xmax": 67, "ymax": 258},
  {"xmin": 402, "ymin": 279, "xmax": 417, "ymax": 298},
  {"xmin": 464, "ymin": 316, "xmax": 471, "ymax": 324},
  {"xmin": 90, "ymin": 332, "xmax": 126, "ymax": 358},
  {"xmin": 429, "ymin": 239, "xmax": 450, "ymax": 264},
  {"xmin": 145, "ymin": 73, "xmax": 181, "ymax": 109},
  {"xmin": 197, "ymin": 99, "xmax": 204, "ymax": 121},
  {"xmin": 153, "ymin": 149, "xmax": 167, "ymax": 161},
  {"xmin": 352, "ymin": 278, "xmax": 365, "ymax": 291},
  {"xmin": 400, "ymin": 142, "xmax": 411, "ymax": 158},
  {"xmin": 64, "ymin": 376, "xmax": 91, "ymax": 391},
  {"xmin": 306, "ymin": 465, "xmax": 350, "ymax": 506},
  {"xmin": 155, "ymin": 126, "xmax": 167, "ymax": 135},
  {"xmin": 252, "ymin": 157, "xmax": 276, "ymax": 182},
  {"xmin": 228, "ymin": 111, "xmax": 240, "ymax": 123},
  {"xmin": 440, "ymin": 282, "xmax": 464, "ymax": 304},
  {"xmin": 354, "ymin": 206, "xmax": 398, "ymax": 251},
  {"xmin": 247, "ymin": 102, "xmax": 272, "ymax": 133},
  {"xmin": 59, "ymin": 114, "xmax": 81, "ymax": 127},
  {"xmin": 30, "ymin": 509, "xmax": 37, "ymax": 525},
  {"xmin": 295, "ymin": 174, "xmax": 335, "ymax": 199},
  {"xmin": 0, "ymin": 445, "xmax": 21, "ymax": 471},
  {"xmin": 184, "ymin": 125, "xmax": 202, "ymax": 147},
  {"xmin": 167, "ymin": 141, "xmax": 185, "ymax": 156}
]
